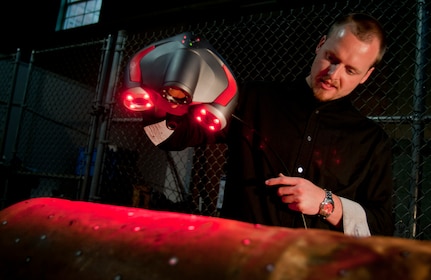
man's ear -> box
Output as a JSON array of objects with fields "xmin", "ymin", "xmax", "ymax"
[{"xmin": 360, "ymin": 67, "xmax": 375, "ymax": 84}]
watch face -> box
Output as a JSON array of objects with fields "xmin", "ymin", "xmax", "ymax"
[
  {"xmin": 322, "ymin": 203, "xmax": 333, "ymax": 213},
  {"xmin": 319, "ymin": 190, "xmax": 334, "ymax": 218}
]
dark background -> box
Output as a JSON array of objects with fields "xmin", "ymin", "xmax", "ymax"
[{"xmin": 0, "ymin": 0, "xmax": 343, "ymax": 57}]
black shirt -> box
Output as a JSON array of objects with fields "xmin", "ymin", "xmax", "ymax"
[{"xmin": 160, "ymin": 78, "xmax": 395, "ymax": 236}]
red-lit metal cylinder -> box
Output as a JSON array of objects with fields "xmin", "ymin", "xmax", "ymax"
[{"xmin": 1, "ymin": 197, "xmax": 431, "ymax": 280}]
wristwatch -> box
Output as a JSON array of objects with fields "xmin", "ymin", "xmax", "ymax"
[{"xmin": 318, "ymin": 189, "xmax": 334, "ymax": 219}]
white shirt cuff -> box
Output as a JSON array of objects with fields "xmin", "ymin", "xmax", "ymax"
[{"xmin": 339, "ymin": 197, "xmax": 371, "ymax": 237}]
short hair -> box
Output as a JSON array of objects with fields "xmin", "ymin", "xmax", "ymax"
[{"xmin": 327, "ymin": 13, "xmax": 387, "ymax": 67}]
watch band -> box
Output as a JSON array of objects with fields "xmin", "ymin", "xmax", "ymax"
[{"xmin": 319, "ymin": 189, "xmax": 334, "ymax": 219}]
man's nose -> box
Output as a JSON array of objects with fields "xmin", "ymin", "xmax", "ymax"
[{"xmin": 327, "ymin": 64, "xmax": 341, "ymax": 78}]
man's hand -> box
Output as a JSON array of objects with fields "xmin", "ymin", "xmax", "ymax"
[
  {"xmin": 265, "ymin": 173, "xmax": 325, "ymax": 215},
  {"xmin": 265, "ymin": 173, "xmax": 343, "ymax": 227}
]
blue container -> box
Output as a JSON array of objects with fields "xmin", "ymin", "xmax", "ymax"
[{"xmin": 75, "ymin": 147, "xmax": 97, "ymax": 176}]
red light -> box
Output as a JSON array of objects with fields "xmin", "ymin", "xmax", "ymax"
[
  {"xmin": 194, "ymin": 107, "xmax": 222, "ymax": 132},
  {"xmin": 123, "ymin": 87, "xmax": 154, "ymax": 111}
]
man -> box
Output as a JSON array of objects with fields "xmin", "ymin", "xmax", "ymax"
[{"xmin": 159, "ymin": 13, "xmax": 394, "ymax": 236}]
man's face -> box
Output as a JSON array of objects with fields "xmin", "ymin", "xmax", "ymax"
[{"xmin": 307, "ymin": 24, "xmax": 380, "ymax": 102}]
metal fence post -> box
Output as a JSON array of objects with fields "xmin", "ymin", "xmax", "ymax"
[
  {"xmin": 410, "ymin": 0, "xmax": 428, "ymax": 239},
  {"xmin": 88, "ymin": 30, "xmax": 127, "ymax": 201},
  {"xmin": 79, "ymin": 35, "xmax": 113, "ymax": 200},
  {"xmin": 0, "ymin": 49, "xmax": 21, "ymax": 163},
  {"xmin": 10, "ymin": 51, "xmax": 34, "ymax": 162}
]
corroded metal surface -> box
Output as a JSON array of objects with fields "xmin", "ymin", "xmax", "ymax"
[{"xmin": 0, "ymin": 197, "xmax": 430, "ymax": 280}]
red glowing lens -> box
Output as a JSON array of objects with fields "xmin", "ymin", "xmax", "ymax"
[
  {"xmin": 122, "ymin": 87, "xmax": 154, "ymax": 111},
  {"xmin": 194, "ymin": 108, "xmax": 222, "ymax": 131}
]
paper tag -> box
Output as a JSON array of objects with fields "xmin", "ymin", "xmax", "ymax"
[{"xmin": 144, "ymin": 120, "xmax": 174, "ymax": 146}]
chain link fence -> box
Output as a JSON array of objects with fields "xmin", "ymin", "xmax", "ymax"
[
  {"xmin": 0, "ymin": 38, "xmax": 107, "ymax": 206},
  {"xmin": 1, "ymin": 0, "xmax": 430, "ymax": 239}
]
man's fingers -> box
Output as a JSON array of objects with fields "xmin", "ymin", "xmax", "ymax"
[{"xmin": 265, "ymin": 175, "xmax": 298, "ymax": 187}]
